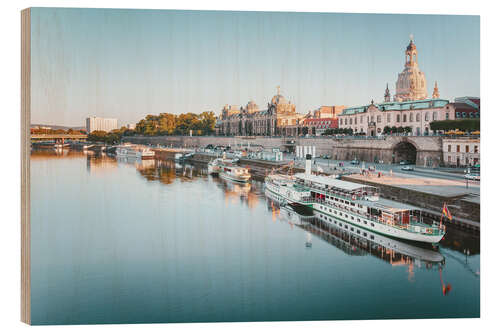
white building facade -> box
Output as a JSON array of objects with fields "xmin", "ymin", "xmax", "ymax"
[
  {"xmin": 86, "ymin": 116, "xmax": 118, "ymax": 133},
  {"xmin": 442, "ymin": 137, "xmax": 480, "ymax": 167}
]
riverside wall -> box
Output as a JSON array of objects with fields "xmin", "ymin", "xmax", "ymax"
[{"xmin": 124, "ymin": 135, "xmax": 444, "ymax": 167}]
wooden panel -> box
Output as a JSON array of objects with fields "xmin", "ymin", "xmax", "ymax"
[{"xmin": 21, "ymin": 7, "xmax": 31, "ymax": 325}]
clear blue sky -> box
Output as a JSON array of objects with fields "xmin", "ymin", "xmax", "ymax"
[{"xmin": 30, "ymin": 8, "xmax": 480, "ymax": 127}]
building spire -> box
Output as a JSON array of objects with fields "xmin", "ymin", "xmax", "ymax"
[
  {"xmin": 432, "ymin": 81, "xmax": 440, "ymax": 99},
  {"xmin": 384, "ymin": 83, "xmax": 391, "ymax": 102}
]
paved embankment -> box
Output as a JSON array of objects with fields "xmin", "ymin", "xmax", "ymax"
[{"xmin": 342, "ymin": 174, "xmax": 480, "ymax": 232}]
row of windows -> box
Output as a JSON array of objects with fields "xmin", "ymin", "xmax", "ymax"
[
  {"xmin": 340, "ymin": 111, "xmax": 439, "ymax": 126},
  {"xmin": 447, "ymin": 145, "xmax": 479, "ymax": 153},
  {"xmin": 456, "ymin": 112, "xmax": 480, "ymax": 119},
  {"xmin": 317, "ymin": 212, "xmax": 376, "ymax": 240}
]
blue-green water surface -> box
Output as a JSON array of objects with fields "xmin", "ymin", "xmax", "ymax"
[{"xmin": 30, "ymin": 151, "xmax": 480, "ymax": 324}]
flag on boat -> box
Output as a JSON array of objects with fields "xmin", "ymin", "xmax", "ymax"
[{"xmin": 442, "ymin": 203, "xmax": 452, "ymax": 220}]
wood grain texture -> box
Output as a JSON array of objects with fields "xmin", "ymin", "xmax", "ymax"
[{"xmin": 21, "ymin": 7, "xmax": 31, "ymax": 325}]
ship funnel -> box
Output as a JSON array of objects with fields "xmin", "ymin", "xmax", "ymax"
[{"xmin": 305, "ymin": 154, "xmax": 312, "ymax": 175}]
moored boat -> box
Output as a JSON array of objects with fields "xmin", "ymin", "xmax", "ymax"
[
  {"xmin": 209, "ymin": 156, "xmax": 251, "ymax": 182},
  {"xmin": 265, "ymin": 155, "xmax": 445, "ymax": 244},
  {"xmin": 116, "ymin": 144, "xmax": 155, "ymax": 160}
]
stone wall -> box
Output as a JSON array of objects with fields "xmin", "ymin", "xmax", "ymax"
[
  {"xmin": 343, "ymin": 175, "xmax": 480, "ymax": 224},
  {"xmin": 124, "ymin": 135, "xmax": 443, "ymax": 166}
]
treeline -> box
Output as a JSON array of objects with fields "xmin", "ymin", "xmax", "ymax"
[
  {"xmin": 321, "ymin": 128, "xmax": 355, "ymax": 135},
  {"xmin": 430, "ymin": 119, "xmax": 480, "ymax": 132},
  {"xmin": 88, "ymin": 127, "xmax": 134, "ymax": 144},
  {"xmin": 382, "ymin": 126, "xmax": 413, "ymax": 134},
  {"xmin": 135, "ymin": 112, "xmax": 216, "ymax": 136}
]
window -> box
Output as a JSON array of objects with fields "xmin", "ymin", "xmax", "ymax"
[
  {"xmin": 462, "ymin": 112, "xmax": 467, "ymax": 118},
  {"xmin": 397, "ymin": 115, "xmax": 400, "ymax": 122},
  {"xmin": 425, "ymin": 112, "xmax": 429, "ymax": 121},
  {"xmin": 456, "ymin": 112, "xmax": 460, "ymax": 118},
  {"xmin": 410, "ymin": 113, "xmax": 414, "ymax": 122},
  {"xmin": 416, "ymin": 113, "xmax": 420, "ymax": 122},
  {"xmin": 377, "ymin": 115, "xmax": 381, "ymax": 123},
  {"xmin": 387, "ymin": 114, "xmax": 391, "ymax": 122},
  {"xmin": 457, "ymin": 145, "xmax": 460, "ymax": 153},
  {"xmin": 433, "ymin": 112, "xmax": 437, "ymax": 120},
  {"xmin": 466, "ymin": 145, "xmax": 469, "ymax": 153},
  {"xmin": 403, "ymin": 114, "xmax": 407, "ymax": 122},
  {"xmin": 350, "ymin": 118, "xmax": 353, "ymax": 125},
  {"xmin": 448, "ymin": 145, "xmax": 451, "ymax": 152},
  {"xmin": 355, "ymin": 117, "xmax": 357, "ymax": 125},
  {"xmin": 446, "ymin": 113, "xmax": 449, "ymax": 120},
  {"xmin": 474, "ymin": 145, "xmax": 479, "ymax": 153},
  {"xmin": 448, "ymin": 156, "xmax": 451, "ymax": 163},
  {"xmin": 360, "ymin": 116, "xmax": 364, "ymax": 124}
]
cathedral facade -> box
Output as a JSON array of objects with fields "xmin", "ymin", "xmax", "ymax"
[{"xmin": 215, "ymin": 87, "xmax": 305, "ymax": 136}]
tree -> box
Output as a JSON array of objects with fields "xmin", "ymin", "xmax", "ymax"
[{"xmin": 430, "ymin": 119, "xmax": 480, "ymax": 132}]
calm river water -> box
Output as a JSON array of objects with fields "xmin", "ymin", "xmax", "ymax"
[{"xmin": 30, "ymin": 150, "xmax": 480, "ymax": 324}]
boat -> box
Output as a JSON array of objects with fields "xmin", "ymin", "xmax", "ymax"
[
  {"xmin": 276, "ymin": 204, "xmax": 444, "ymax": 264},
  {"xmin": 116, "ymin": 144, "xmax": 155, "ymax": 160},
  {"xmin": 264, "ymin": 155, "xmax": 445, "ymax": 244},
  {"xmin": 208, "ymin": 155, "xmax": 250, "ymax": 182}
]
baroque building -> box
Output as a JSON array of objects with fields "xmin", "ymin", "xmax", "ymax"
[
  {"xmin": 215, "ymin": 87, "xmax": 305, "ymax": 136},
  {"xmin": 337, "ymin": 37, "xmax": 481, "ymax": 136},
  {"xmin": 394, "ymin": 37, "xmax": 428, "ymax": 102}
]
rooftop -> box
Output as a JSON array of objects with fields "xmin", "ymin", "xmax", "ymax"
[
  {"xmin": 341, "ymin": 98, "xmax": 450, "ymax": 116},
  {"xmin": 295, "ymin": 173, "xmax": 375, "ymax": 192}
]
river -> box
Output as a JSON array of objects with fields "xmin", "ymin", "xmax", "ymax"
[{"xmin": 29, "ymin": 150, "xmax": 480, "ymax": 324}]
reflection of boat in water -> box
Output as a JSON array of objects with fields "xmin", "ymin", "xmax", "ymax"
[
  {"xmin": 116, "ymin": 144, "xmax": 155, "ymax": 160},
  {"xmin": 275, "ymin": 201, "xmax": 445, "ymax": 265},
  {"xmin": 265, "ymin": 156, "xmax": 445, "ymax": 244}
]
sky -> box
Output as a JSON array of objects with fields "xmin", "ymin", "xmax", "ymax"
[{"xmin": 30, "ymin": 8, "xmax": 480, "ymax": 127}]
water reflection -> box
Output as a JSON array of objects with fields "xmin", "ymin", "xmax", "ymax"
[{"xmin": 29, "ymin": 151, "xmax": 480, "ymax": 322}]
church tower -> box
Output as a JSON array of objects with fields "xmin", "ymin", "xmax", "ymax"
[
  {"xmin": 384, "ymin": 83, "xmax": 391, "ymax": 102},
  {"xmin": 394, "ymin": 35, "xmax": 428, "ymax": 102},
  {"xmin": 432, "ymin": 81, "xmax": 440, "ymax": 99}
]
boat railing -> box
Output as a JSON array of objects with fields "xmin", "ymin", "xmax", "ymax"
[{"xmin": 309, "ymin": 197, "xmax": 443, "ymax": 235}]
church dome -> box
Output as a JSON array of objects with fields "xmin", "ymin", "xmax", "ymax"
[
  {"xmin": 271, "ymin": 94, "xmax": 288, "ymax": 105},
  {"xmin": 395, "ymin": 37, "xmax": 428, "ymax": 101}
]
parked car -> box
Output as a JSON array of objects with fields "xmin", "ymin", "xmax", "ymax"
[
  {"xmin": 399, "ymin": 160, "xmax": 410, "ymax": 165},
  {"xmin": 368, "ymin": 166, "xmax": 376, "ymax": 171},
  {"xmin": 377, "ymin": 160, "xmax": 384, "ymax": 164},
  {"xmin": 351, "ymin": 159, "xmax": 360, "ymax": 165},
  {"xmin": 464, "ymin": 173, "xmax": 480, "ymax": 181},
  {"xmin": 401, "ymin": 166, "xmax": 414, "ymax": 171}
]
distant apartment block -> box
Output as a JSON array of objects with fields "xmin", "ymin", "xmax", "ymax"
[{"xmin": 85, "ymin": 116, "xmax": 118, "ymax": 133}]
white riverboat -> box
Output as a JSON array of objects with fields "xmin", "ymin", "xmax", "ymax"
[
  {"xmin": 208, "ymin": 157, "xmax": 251, "ymax": 182},
  {"xmin": 116, "ymin": 145, "xmax": 155, "ymax": 160},
  {"xmin": 277, "ymin": 204, "xmax": 445, "ymax": 264},
  {"xmin": 265, "ymin": 156, "xmax": 445, "ymax": 244}
]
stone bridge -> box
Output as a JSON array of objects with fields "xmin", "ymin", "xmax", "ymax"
[{"xmin": 124, "ymin": 135, "xmax": 443, "ymax": 167}]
